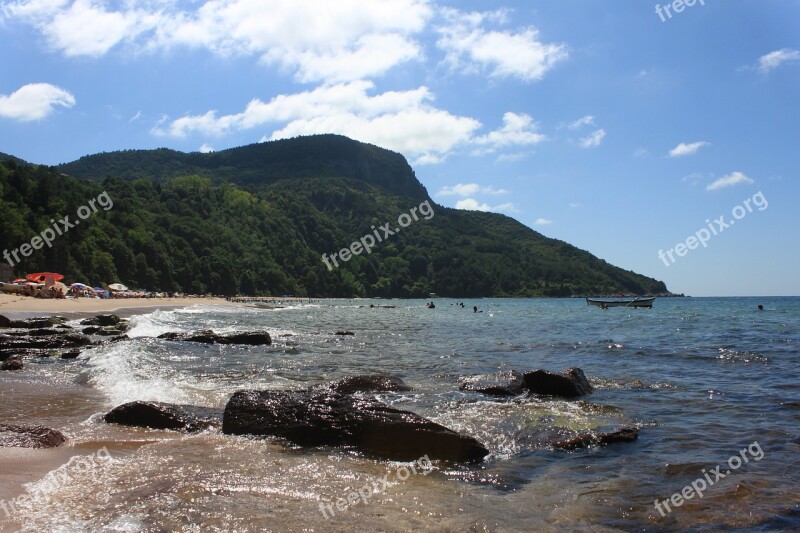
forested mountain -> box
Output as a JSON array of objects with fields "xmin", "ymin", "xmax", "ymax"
[{"xmin": 0, "ymin": 136, "xmax": 669, "ymax": 297}]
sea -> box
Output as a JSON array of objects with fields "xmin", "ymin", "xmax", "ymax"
[{"xmin": 2, "ymin": 297, "xmax": 799, "ymax": 532}]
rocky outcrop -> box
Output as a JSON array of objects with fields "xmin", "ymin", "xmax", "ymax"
[
  {"xmin": 103, "ymin": 401, "xmax": 222, "ymax": 432},
  {"xmin": 0, "ymin": 424, "xmax": 66, "ymax": 448},
  {"xmin": 314, "ymin": 374, "xmax": 411, "ymax": 394},
  {"xmin": 459, "ymin": 370, "xmax": 525, "ymax": 396},
  {"xmin": 0, "ymin": 333, "xmax": 94, "ymax": 350},
  {"xmin": 0, "ymin": 315, "xmax": 65, "ymax": 329},
  {"xmin": 522, "ymin": 368, "xmax": 593, "ymax": 398},
  {"xmin": 158, "ymin": 330, "xmax": 272, "ymax": 345},
  {"xmin": 222, "ymin": 390, "xmax": 488, "ymax": 463},
  {"xmin": 551, "ymin": 427, "xmax": 639, "ymax": 450}
]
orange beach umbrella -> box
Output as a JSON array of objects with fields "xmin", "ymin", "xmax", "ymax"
[{"xmin": 26, "ymin": 272, "xmax": 65, "ymax": 282}]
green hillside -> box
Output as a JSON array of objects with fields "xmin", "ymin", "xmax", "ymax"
[{"xmin": 0, "ymin": 136, "xmax": 668, "ymax": 297}]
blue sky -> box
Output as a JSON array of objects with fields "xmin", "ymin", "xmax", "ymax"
[{"xmin": 1, "ymin": 0, "xmax": 798, "ymax": 296}]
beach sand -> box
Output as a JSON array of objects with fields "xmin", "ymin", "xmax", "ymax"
[{"xmin": 0, "ymin": 293, "xmax": 236, "ymax": 317}]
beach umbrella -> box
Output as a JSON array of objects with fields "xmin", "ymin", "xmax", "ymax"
[
  {"xmin": 26, "ymin": 272, "xmax": 65, "ymax": 282},
  {"xmin": 70, "ymin": 282, "xmax": 89, "ymax": 289},
  {"xmin": 12, "ymin": 278, "xmax": 27, "ymax": 284},
  {"xmin": 108, "ymin": 283, "xmax": 128, "ymax": 291}
]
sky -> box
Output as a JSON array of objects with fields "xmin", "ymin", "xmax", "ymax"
[{"xmin": 0, "ymin": 0, "xmax": 798, "ymax": 296}]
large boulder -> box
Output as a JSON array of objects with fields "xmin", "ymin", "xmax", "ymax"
[
  {"xmin": 0, "ymin": 355, "xmax": 23, "ymax": 370},
  {"xmin": 0, "ymin": 424, "xmax": 66, "ymax": 448},
  {"xmin": 551, "ymin": 427, "xmax": 639, "ymax": 450},
  {"xmin": 459, "ymin": 370, "xmax": 525, "ymax": 396},
  {"xmin": 314, "ymin": 374, "xmax": 411, "ymax": 394},
  {"xmin": 103, "ymin": 401, "xmax": 222, "ymax": 432},
  {"xmin": 222, "ymin": 390, "xmax": 489, "ymax": 463},
  {"xmin": 522, "ymin": 368, "xmax": 593, "ymax": 398}
]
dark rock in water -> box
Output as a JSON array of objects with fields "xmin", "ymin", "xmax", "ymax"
[
  {"xmin": 5, "ymin": 328, "xmax": 62, "ymax": 337},
  {"xmin": 551, "ymin": 428, "xmax": 639, "ymax": 450},
  {"xmin": 0, "ymin": 333, "xmax": 94, "ymax": 350},
  {"xmin": 0, "ymin": 355, "xmax": 23, "ymax": 370},
  {"xmin": 522, "ymin": 367, "xmax": 593, "ymax": 398},
  {"xmin": 61, "ymin": 349, "xmax": 81, "ymax": 360},
  {"xmin": 0, "ymin": 315, "xmax": 10, "ymax": 328},
  {"xmin": 335, "ymin": 331, "xmax": 355, "ymax": 336},
  {"xmin": 220, "ymin": 332, "xmax": 272, "ymax": 345},
  {"xmin": 222, "ymin": 390, "xmax": 488, "ymax": 463},
  {"xmin": 83, "ymin": 326, "xmax": 102, "ymax": 335},
  {"xmin": 0, "ymin": 424, "xmax": 66, "ymax": 448},
  {"xmin": 104, "ymin": 401, "xmax": 222, "ymax": 432},
  {"xmin": 158, "ymin": 330, "xmax": 271, "ymax": 345},
  {"xmin": 459, "ymin": 370, "xmax": 525, "ymax": 396},
  {"xmin": 315, "ymin": 374, "xmax": 411, "ymax": 394},
  {"xmin": 81, "ymin": 314, "xmax": 121, "ymax": 327}
]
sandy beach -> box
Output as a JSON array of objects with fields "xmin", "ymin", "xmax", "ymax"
[{"xmin": 0, "ymin": 293, "xmax": 237, "ymax": 317}]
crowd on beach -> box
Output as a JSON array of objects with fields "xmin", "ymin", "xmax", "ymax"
[{"xmin": 0, "ymin": 272, "xmax": 172, "ymax": 300}]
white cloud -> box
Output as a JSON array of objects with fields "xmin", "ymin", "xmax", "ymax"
[
  {"xmin": 455, "ymin": 198, "xmax": 516, "ymax": 213},
  {"xmin": 568, "ymin": 202, "xmax": 580, "ymax": 208},
  {"xmin": 0, "ymin": 82, "xmax": 75, "ymax": 121},
  {"xmin": 456, "ymin": 198, "xmax": 492, "ymax": 211},
  {"xmin": 129, "ymin": 110, "xmax": 142, "ymax": 123},
  {"xmin": 634, "ymin": 147, "xmax": 649, "ymax": 158},
  {"xmin": 757, "ymin": 48, "xmax": 800, "ymax": 74},
  {"xmin": 706, "ymin": 171, "xmax": 754, "ymax": 191},
  {"xmin": 7, "ymin": 0, "xmax": 432, "ymax": 82},
  {"xmin": 579, "ymin": 129, "xmax": 605, "ymax": 148},
  {"xmin": 568, "ymin": 115, "xmax": 594, "ymax": 130},
  {"xmin": 437, "ymin": 7, "xmax": 567, "ymax": 81},
  {"xmin": 534, "ymin": 218, "xmax": 553, "ymax": 226},
  {"xmin": 437, "ymin": 183, "xmax": 507, "ymax": 197},
  {"xmin": 153, "ymin": 81, "xmax": 481, "ymax": 164},
  {"xmin": 472, "ymin": 112, "xmax": 546, "ymax": 153},
  {"xmin": 198, "ymin": 143, "xmax": 214, "ymax": 153},
  {"xmin": 495, "ymin": 151, "xmax": 529, "ymax": 163},
  {"xmin": 669, "ymin": 141, "xmax": 709, "ymax": 157}
]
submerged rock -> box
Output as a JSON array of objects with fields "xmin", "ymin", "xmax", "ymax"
[
  {"xmin": 223, "ymin": 390, "xmax": 488, "ymax": 463},
  {"xmin": 0, "ymin": 355, "xmax": 23, "ymax": 370},
  {"xmin": 0, "ymin": 424, "xmax": 66, "ymax": 448},
  {"xmin": 523, "ymin": 368, "xmax": 593, "ymax": 398},
  {"xmin": 551, "ymin": 427, "xmax": 639, "ymax": 450},
  {"xmin": 459, "ymin": 370, "xmax": 525, "ymax": 396},
  {"xmin": 103, "ymin": 401, "xmax": 222, "ymax": 432},
  {"xmin": 314, "ymin": 374, "xmax": 411, "ymax": 394},
  {"xmin": 158, "ymin": 330, "xmax": 272, "ymax": 345},
  {"xmin": 334, "ymin": 331, "xmax": 355, "ymax": 336}
]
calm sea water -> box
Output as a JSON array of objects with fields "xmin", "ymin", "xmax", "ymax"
[{"xmin": 6, "ymin": 297, "xmax": 800, "ymax": 531}]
